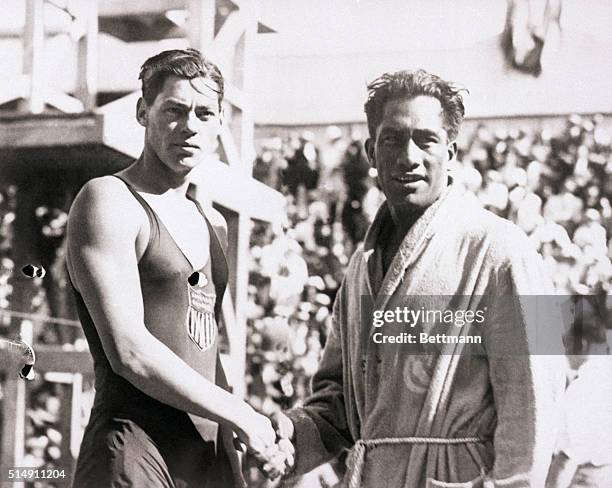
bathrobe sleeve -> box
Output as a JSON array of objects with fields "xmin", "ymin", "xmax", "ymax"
[
  {"xmin": 286, "ymin": 278, "xmax": 355, "ymax": 475},
  {"xmin": 484, "ymin": 228, "xmax": 566, "ymax": 487}
]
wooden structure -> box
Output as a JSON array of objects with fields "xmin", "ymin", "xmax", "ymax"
[{"xmin": 0, "ymin": 0, "xmax": 283, "ymax": 483}]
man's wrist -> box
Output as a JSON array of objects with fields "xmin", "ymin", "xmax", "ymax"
[{"xmin": 225, "ymin": 401, "xmax": 254, "ymax": 432}]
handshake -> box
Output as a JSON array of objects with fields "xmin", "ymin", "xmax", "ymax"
[{"xmin": 235, "ymin": 410, "xmax": 296, "ymax": 480}]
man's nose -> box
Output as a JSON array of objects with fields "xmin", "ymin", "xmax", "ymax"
[
  {"xmin": 399, "ymin": 138, "xmax": 422, "ymax": 167},
  {"xmin": 182, "ymin": 111, "xmax": 199, "ymax": 135}
]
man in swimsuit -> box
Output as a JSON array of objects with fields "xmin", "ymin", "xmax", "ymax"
[{"xmin": 67, "ymin": 49, "xmax": 286, "ymax": 487}]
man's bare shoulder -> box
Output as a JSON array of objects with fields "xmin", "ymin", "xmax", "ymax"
[
  {"xmin": 70, "ymin": 176, "xmax": 141, "ymax": 220},
  {"xmin": 67, "ymin": 175, "xmax": 147, "ymax": 245},
  {"xmin": 71, "ymin": 176, "xmax": 128, "ymax": 212}
]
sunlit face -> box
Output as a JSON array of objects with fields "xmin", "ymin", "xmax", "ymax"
[
  {"xmin": 366, "ymin": 95, "xmax": 456, "ymax": 218},
  {"xmin": 137, "ymin": 75, "xmax": 221, "ymax": 175}
]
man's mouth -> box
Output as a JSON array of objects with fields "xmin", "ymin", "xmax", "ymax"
[
  {"xmin": 176, "ymin": 142, "xmax": 200, "ymax": 150},
  {"xmin": 394, "ymin": 174, "xmax": 426, "ymax": 183}
]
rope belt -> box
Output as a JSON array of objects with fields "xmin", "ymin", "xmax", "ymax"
[{"xmin": 347, "ymin": 436, "xmax": 487, "ymax": 488}]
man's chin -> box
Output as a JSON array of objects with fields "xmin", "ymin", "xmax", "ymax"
[
  {"xmin": 390, "ymin": 193, "xmax": 437, "ymax": 212},
  {"xmin": 408, "ymin": 195, "xmax": 439, "ymax": 208},
  {"xmin": 177, "ymin": 156, "xmax": 205, "ymax": 170}
]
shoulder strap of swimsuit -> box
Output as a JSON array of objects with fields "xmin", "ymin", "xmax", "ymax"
[{"xmin": 110, "ymin": 174, "xmax": 160, "ymax": 254}]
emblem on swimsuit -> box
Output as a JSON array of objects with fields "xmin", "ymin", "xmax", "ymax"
[{"xmin": 186, "ymin": 276, "xmax": 216, "ymax": 351}]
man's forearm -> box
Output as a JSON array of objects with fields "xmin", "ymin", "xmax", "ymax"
[
  {"xmin": 285, "ymin": 407, "xmax": 348, "ymax": 475},
  {"xmin": 114, "ymin": 331, "xmax": 250, "ymax": 429},
  {"xmin": 285, "ymin": 352, "xmax": 355, "ymax": 474}
]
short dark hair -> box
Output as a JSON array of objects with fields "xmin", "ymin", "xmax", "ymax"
[
  {"xmin": 139, "ymin": 49, "xmax": 224, "ymax": 109},
  {"xmin": 364, "ymin": 69, "xmax": 466, "ymax": 141}
]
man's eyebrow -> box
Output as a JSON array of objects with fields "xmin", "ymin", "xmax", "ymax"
[
  {"xmin": 379, "ymin": 126, "xmax": 403, "ymax": 134},
  {"xmin": 162, "ymin": 99, "xmax": 216, "ymax": 111},
  {"xmin": 162, "ymin": 99, "xmax": 189, "ymax": 107},
  {"xmin": 412, "ymin": 128, "xmax": 440, "ymax": 138}
]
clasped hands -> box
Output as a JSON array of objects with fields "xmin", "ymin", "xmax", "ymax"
[{"xmin": 236, "ymin": 410, "xmax": 295, "ymax": 480}]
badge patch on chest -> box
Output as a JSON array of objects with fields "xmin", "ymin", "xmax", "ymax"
[{"xmin": 185, "ymin": 284, "xmax": 217, "ymax": 351}]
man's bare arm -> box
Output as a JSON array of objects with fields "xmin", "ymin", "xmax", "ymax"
[{"xmin": 66, "ymin": 177, "xmax": 275, "ymax": 452}]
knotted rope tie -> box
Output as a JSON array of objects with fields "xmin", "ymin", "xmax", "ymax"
[{"xmin": 347, "ymin": 436, "xmax": 486, "ymax": 488}]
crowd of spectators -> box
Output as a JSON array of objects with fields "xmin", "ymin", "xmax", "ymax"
[
  {"xmin": 0, "ymin": 184, "xmax": 16, "ymax": 311},
  {"xmin": 454, "ymin": 115, "xmax": 612, "ymax": 296},
  {"xmin": 246, "ymin": 128, "xmax": 376, "ymax": 424}
]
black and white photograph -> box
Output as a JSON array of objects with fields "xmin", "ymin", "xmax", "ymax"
[{"xmin": 0, "ymin": 1, "xmax": 611, "ymax": 487}]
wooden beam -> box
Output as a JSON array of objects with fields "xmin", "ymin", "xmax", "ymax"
[
  {"xmin": 76, "ymin": 0, "xmax": 99, "ymax": 111},
  {"xmin": 215, "ymin": 208, "xmax": 248, "ymax": 401},
  {"xmin": 34, "ymin": 347, "xmax": 94, "ymax": 375},
  {"xmin": 192, "ymin": 157, "xmax": 285, "ymax": 223},
  {"xmin": 45, "ymin": 91, "xmax": 85, "ymax": 114},
  {"xmin": 98, "ymin": 91, "xmax": 144, "ymax": 158},
  {"xmin": 210, "ymin": 9, "xmax": 247, "ymax": 57},
  {"xmin": 221, "ymin": 292, "xmax": 237, "ymax": 349},
  {"xmin": 231, "ymin": 213, "xmax": 249, "ymax": 399},
  {"xmin": 0, "ymin": 75, "xmax": 29, "ymax": 106},
  {"xmin": 42, "ymin": 372, "xmax": 83, "ymax": 484},
  {"xmin": 98, "ymin": 0, "xmax": 185, "ymax": 17},
  {"xmin": 187, "ymin": 0, "xmax": 216, "ymax": 53},
  {"xmin": 0, "ymin": 377, "xmax": 26, "ymax": 487},
  {"xmin": 224, "ymin": 0, "xmax": 248, "ymax": 10},
  {"xmin": 23, "ymin": 0, "xmax": 45, "ymax": 114},
  {"xmin": 223, "ymin": 82, "xmax": 248, "ymax": 111},
  {"xmin": 0, "ymin": 26, "xmax": 68, "ymax": 38},
  {"xmin": 219, "ymin": 123, "xmax": 242, "ymax": 167},
  {"xmin": 0, "ymin": 113, "xmax": 104, "ymax": 148},
  {"xmin": 56, "ymin": 374, "xmax": 83, "ymax": 468},
  {"xmin": 221, "ymin": 292, "xmax": 246, "ymax": 397},
  {"xmin": 239, "ymin": 4, "xmax": 258, "ymax": 168}
]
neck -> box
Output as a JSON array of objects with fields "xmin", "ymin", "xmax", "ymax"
[
  {"xmin": 387, "ymin": 180, "xmax": 451, "ymax": 236},
  {"xmin": 121, "ymin": 150, "xmax": 191, "ymax": 195},
  {"xmin": 388, "ymin": 205, "xmax": 425, "ymax": 239}
]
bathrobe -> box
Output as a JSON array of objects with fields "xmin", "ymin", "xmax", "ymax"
[{"xmin": 288, "ymin": 183, "xmax": 565, "ymax": 487}]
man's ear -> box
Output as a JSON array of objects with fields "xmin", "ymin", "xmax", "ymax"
[
  {"xmin": 365, "ymin": 138, "xmax": 376, "ymax": 168},
  {"xmin": 448, "ymin": 141, "xmax": 458, "ymax": 161},
  {"xmin": 136, "ymin": 98, "xmax": 148, "ymax": 127}
]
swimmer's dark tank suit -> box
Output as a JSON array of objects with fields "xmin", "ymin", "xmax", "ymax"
[{"xmin": 71, "ymin": 177, "xmax": 243, "ymax": 488}]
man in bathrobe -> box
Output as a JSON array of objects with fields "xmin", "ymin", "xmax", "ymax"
[{"xmin": 275, "ymin": 69, "xmax": 566, "ymax": 487}]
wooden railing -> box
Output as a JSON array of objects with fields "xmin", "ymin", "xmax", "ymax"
[{"xmin": 0, "ymin": 319, "xmax": 93, "ymax": 487}]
